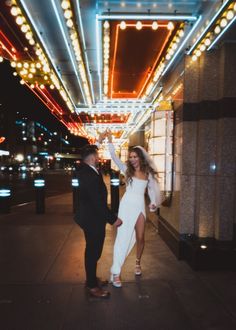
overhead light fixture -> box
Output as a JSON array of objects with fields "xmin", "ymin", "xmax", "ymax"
[
  {"xmin": 104, "ymin": 20, "xmax": 110, "ymax": 29},
  {"xmin": 120, "ymin": 21, "xmax": 126, "ymax": 30},
  {"xmin": 214, "ymin": 25, "xmax": 221, "ymax": 34},
  {"xmin": 167, "ymin": 21, "xmax": 174, "ymax": 30},
  {"xmin": 136, "ymin": 21, "xmax": 142, "ymax": 30},
  {"xmin": 208, "ymin": 15, "xmax": 236, "ymax": 51},
  {"xmin": 187, "ymin": 0, "xmax": 233, "ymax": 55},
  {"xmin": 220, "ymin": 17, "xmax": 228, "ymax": 28},
  {"xmin": 97, "ymin": 14, "xmax": 197, "ymax": 21},
  {"xmin": 152, "ymin": 21, "xmax": 158, "ymax": 30}
]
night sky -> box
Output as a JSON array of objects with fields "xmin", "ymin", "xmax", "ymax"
[{"xmin": 0, "ymin": 61, "xmax": 88, "ymax": 147}]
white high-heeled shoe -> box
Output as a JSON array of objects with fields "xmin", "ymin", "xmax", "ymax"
[
  {"xmin": 135, "ymin": 259, "xmax": 142, "ymax": 276},
  {"xmin": 110, "ymin": 274, "xmax": 122, "ymax": 288}
]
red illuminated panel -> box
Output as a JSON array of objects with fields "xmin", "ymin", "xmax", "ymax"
[{"xmin": 110, "ymin": 22, "xmax": 173, "ymax": 99}]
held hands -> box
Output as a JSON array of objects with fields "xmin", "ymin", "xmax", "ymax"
[
  {"xmin": 114, "ymin": 217, "xmax": 122, "ymax": 227},
  {"xmin": 97, "ymin": 131, "xmax": 107, "ymax": 144},
  {"xmin": 106, "ymin": 129, "xmax": 112, "ymax": 143},
  {"xmin": 97, "ymin": 130, "xmax": 113, "ymax": 144}
]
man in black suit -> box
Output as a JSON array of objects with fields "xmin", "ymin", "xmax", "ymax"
[{"xmin": 74, "ymin": 143, "xmax": 122, "ymax": 299}]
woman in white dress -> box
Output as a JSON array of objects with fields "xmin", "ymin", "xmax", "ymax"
[{"xmin": 106, "ymin": 131, "xmax": 161, "ymax": 288}]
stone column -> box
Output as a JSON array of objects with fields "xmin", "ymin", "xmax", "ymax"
[{"xmin": 160, "ymin": 42, "xmax": 236, "ymax": 243}]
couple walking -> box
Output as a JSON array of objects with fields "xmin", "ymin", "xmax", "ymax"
[{"xmin": 74, "ymin": 131, "xmax": 161, "ymax": 299}]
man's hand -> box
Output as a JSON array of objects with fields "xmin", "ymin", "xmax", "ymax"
[
  {"xmin": 149, "ymin": 203, "xmax": 157, "ymax": 212},
  {"xmin": 114, "ymin": 218, "xmax": 122, "ymax": 227},
  {"xmin": 97, "ymin": 131, "xmax": 107, "ymax": 144}
]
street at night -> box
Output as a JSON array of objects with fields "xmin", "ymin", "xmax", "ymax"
[{"xmin": 0, "ymin": 170, "xmax": 73, "ymax": 206}]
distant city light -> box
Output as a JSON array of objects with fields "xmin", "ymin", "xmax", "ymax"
[{"xmin": 15, "ymin": 154, "xmax": 24, "ymax": 162}]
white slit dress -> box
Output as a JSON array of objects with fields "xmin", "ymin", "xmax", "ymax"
[{"xmin": 108, "ymin": 143, "xmax": 161, "ymax": 275}]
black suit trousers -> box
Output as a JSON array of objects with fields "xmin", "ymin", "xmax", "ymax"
[{"xmin": 83, "ymin": 227, "xmax": 106, "ymax": 288}]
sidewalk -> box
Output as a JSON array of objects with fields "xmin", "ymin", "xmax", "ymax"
[{"xmin": 0, "ymin": 193, "xmax": 236, "ymax": 330}]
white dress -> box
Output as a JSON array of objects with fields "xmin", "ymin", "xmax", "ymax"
[{"xmin": 108, "ymin": 143, "xmax": 161, "ymax": 275}]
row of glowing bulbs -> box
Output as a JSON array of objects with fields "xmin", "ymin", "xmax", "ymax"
[
  {"xmin": 61, "ymin": 0, "xmax": 92, "ymax": 105},
  {"xmin": 192, "ymin": 3, "xmax": 236, "ymax": 61},
  {"xmin": 118, "ymin": 20, "xmax": 175, "ymax": 31},
  {"xmin": 144, "ymin": 26, "xmax": 185, "ymax": 98},
  {"xmin": 103, "ymin": 21, "xmax": 110, "ymax": 96},
  {"xmin": 10, "ymin": 5, "xmax": 35, "ymax": 46},
  {"xmin": 9, "ymin": 2, "xmax": 74, "ymax": 113}
]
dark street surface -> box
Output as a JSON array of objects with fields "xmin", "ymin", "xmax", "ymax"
[
  {"xmin": 0, "ymin": 193, "xmax": 235, "ymax": 330},
  {"xmin": 0, "ymin": 170, "xmax": 72, "ymax": 206}
]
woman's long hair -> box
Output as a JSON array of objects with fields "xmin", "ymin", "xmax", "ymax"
[{"xmin": 126, "ymin": 147, "xmax": 157, "ymax": 183}]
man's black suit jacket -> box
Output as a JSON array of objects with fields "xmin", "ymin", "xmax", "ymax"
[{"xmin": 74, "ymin": 163, "xmax": 117, "ymax": 231}]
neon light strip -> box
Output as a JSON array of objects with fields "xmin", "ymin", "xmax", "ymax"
[
  {"xmin": 187, "ymin": 0, "xmax": 231, "ymax": 54},
  {"xmin": 25, "ymin": 83, "xmax": 64, "ymax": 123},
  {"xmin": 97, "ymin": 14, "xmax": 197, "ymax": 21},
  {"xmin": 161, "ymin": 15, "xmax": 202, "ymax": 77},
  {"xmin": 137, "ymin": 30, "xmax": 171, "ymax": 97},
  {"xmin": 0, "ymin": 40, "xmax": 16, "ymax": 59},
  {"xmin": 96, "ymin": 15, "xmax": 102, "ymax": 99},
  {"xmin": 51, "ymin": 0, "xmax": 86, "ymax": 104},
  {"xmin": 111, "ymin": 24, "xmax": 168, "ymax": 98},
  {"xmin": 0, "ymin": 30, "xmax": 16, "ymax": 51},
  {"xmin": 19, "ymin": 0, "xmax": 76, "ymax": 109},
  {"xmin": 208, "ymin": 15, "xmax": 236, "ymax": 50},
  {"xmin": 36, "ymin": 86, "xmax": 64, "ymax": 115},
  {"xmin": 76, "ymin": 0, "xmax": 95, "ymax": 104}
]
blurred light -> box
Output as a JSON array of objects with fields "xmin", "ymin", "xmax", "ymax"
[
  {"xmin": 10, "ymin": 6, "xmax": 19, "ymax": 16},
  {"xmin": 61, "ymin": 0, "xmax": 70, "ymax": 10},
  {"xmin": 120, "ymin": 21, "xmax": 126, "ymax": 30},
  {"xmin": 64, "ymin": 9, "xmax": 72, "ymax": 19},
  {"xmin": 16, "ymin": 16, "xmax": 24, "ymax": 25},
  {"xmin": 104, "ymin": 20, "xmax": 110, "ymax": 29},
  {"xmin": 214, "ymin": 25, "xmax": 221, "ymax": 34},
  {"xmin": 15, "ymin": 154, "xmax": 24, "ymax": 162},
  {"xmin": 66, "ymin": 19, "xmax": 73, "ymax": 28},
  {"xmin": 136, "ymin": 21, "xmax": 142, "ymax": 30},
  {"xmin": 152, "ymin": 21, "xmax": 158, "ymax": 30},
  {"xmin": 167, "ymin": 21, "xmax": 174, "ymax": 30},
  {"xmin": 220, "ymin": 18, "xmax": 228, "ymax": 28},
  {"xmin": 204, "ymin": 38, "xmax": 211, "ymax": 46},
  {"xmin": 226, "ymin": 10, "xmax": 234, "ymax": 20},
  {"xmin": 200, "ymin": 245, "xmax": 207, "ymax": 250}
]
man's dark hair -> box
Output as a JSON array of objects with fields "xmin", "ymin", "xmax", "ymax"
[{"xmin": 80, "ymin": 144, "xmax": 98, "ymax": 161}]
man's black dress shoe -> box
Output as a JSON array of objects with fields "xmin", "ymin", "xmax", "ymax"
[{"xmin": 88, "ymin": 287, "xmax": 110, "ymax": 299}]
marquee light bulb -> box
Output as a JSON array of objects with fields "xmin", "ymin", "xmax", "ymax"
[
  {"xmin": 152, "ymin": 21, "xmax": 158, "ymax": 30},
  {"xmin": 214, "ymin": 25, "xmax": 221, "ymax": 34},
  {"xmin": 167, "ymin": 21, "xmax": 174, "ymax": 30},
  {"xmin": 66, "ymin": 19, "xmax": 73, "ymax": 28},
  {"xmin": 220, "ymin": 18, "xmax": 227, "ymax": 28},
  {"xmin": 61, "ymin": 1, "xmax": 70, "ymax": 10},
  {"xmin": 136, "ymin": 21, "xmax": 142, "ymax": 30},
  {"xmin": 16, "ymin": 16, "xmax": 24, "ymax": 25},
  {"xmin": 120, "ymin": 21, "xmax": 126, "ymax": 30},
  {"xmin": 226, "ymin": 10, "xmax": 234, "ymax": 20},
  {"xmin": 64, "ymin": 10, "xmax": 72, "ymax": 19},
  {"xmin": 11, "ymin": 6, "xmax": 19, "ymax": 16},
  {"xmin": 104, "ymin": 20, "xmax": 110, "ymax": 29}
]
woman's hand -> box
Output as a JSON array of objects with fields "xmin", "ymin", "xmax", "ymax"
[{"xmin": 106, "ymin": 129, "xmax": 113, "ymax": 143}]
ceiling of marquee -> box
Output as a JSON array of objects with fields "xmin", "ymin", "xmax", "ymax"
[
  {"xmin": 109, "ymin": 20, "xmax": 177, "ymax": 99},
  {"xmin": 0, "ymin": 0, "xmax": 235, "ymax": 145}
]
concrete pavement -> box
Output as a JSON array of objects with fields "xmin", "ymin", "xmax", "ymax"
[{"xmin": 0, "ymin": 193, "xmax": 236, "ymax": 330}]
